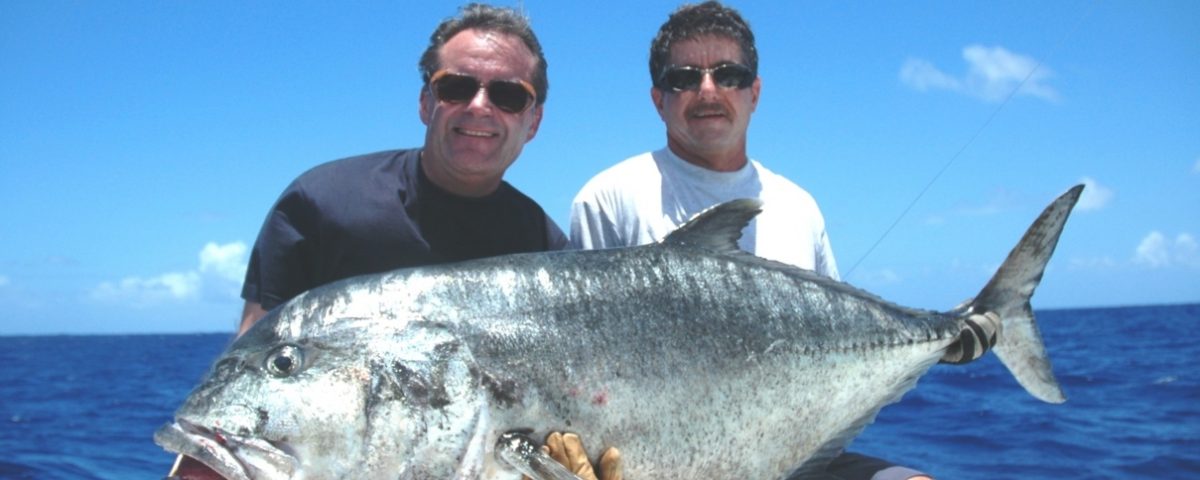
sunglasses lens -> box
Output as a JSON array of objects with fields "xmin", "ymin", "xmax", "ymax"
[
  {"xmin": 486, "ymin": 81, "xmax": 534, "ymax": 114},
  {"xmin": 432, "ymin": 72, "xmax": 533, "ymax": 113},
  {"xmin": 433, "ymin": 74, "xmax": 480, "ymax": 103},
  {"xmin": 662, "ymin": 68, "xmax": 703, "ymax": 92},
  {"xmin": 712, "ymin": 64, "xmax": 754, "ymax": 89},
  {"xmin": 661, "ymin": 64, "xmax": 754, "ymax": 91}
]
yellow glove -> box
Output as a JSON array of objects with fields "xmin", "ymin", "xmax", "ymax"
[{"xmin": 525, "ymin": 431, "xmax": 622, "ymax": 480}]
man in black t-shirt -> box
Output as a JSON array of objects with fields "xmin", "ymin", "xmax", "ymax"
[
  {"xmin": 238, "ymin": 4, "xmax": 565, "ymax": 334},
  {"xmin": 158, "ymin": 5, "xmax": 618, "ymax": 480}
]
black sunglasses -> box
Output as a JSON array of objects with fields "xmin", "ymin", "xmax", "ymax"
[
  {"xmin": 657, "ymin": 63, "xmax": 755, "ymax": 92},
  {"xmin": 428, "ymin": 70, "xmax": 537, "ymax": 114}
]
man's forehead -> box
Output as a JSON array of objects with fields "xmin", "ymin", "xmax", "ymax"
[
  {"xmin": 440, "ymin": 29, "xmax": 536, "ymax": 77},
  {"xmin": 668, "ymin": 35, "xmax": 743, "ymax": 65}
]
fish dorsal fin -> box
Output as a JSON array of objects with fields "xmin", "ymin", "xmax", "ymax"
[{"xmin": 661, "ymin": 198, "xmax": 763, "ymax": 254}]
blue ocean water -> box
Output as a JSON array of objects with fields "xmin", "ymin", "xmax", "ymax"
[{"xmin": 1, "ymin": 304, "xmax": 1197, "ymax": 479}]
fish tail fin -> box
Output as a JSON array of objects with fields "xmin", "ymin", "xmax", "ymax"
[{"xmin": 958, "ymin": 184, "xmax": 1084, "ymax": 404}]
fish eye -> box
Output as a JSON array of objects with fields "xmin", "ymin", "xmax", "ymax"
[{"xmin": 265, "ymin": 344, "xmax": 304, "ymax": 378}]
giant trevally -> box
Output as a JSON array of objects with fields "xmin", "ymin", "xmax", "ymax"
[{"xmin": 156, "ymin": 185, "xmax": 1083, "ymax": 479}]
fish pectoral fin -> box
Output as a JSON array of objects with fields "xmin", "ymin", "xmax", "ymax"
[{"xmin": 495, "ymin": 431, "xmax": 587, "ymax": 480}]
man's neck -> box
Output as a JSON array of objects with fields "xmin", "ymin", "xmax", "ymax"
[
  {"xmin": 418, "ymin": 151, "xmax": 502, "ymax": 198},
  {"xmin": 666, "ymin": 141, "xmax": 748, "ymax": 173}
]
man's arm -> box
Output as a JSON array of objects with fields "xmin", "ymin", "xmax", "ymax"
[
  {"xmin": 569, "ymin": 195, "xmax": 627, "ymax": 251},
  {"xmin": 238, "ymin": 301, "xmax": 269, "ymax": 335},
  {"xmin": 814, "ymin": 227, "xmax": 840, "ymax": 281}
]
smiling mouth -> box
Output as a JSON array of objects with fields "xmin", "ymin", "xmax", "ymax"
[
  {"xmin": 454, "ymin": 127, "xmax": 497, "ymax": 138},
  {"xmin": 689, "ymin": 107, "xmax": 728, "ymax": 119}
]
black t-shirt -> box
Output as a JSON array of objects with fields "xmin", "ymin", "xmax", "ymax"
[{"xmin": 242, "ymin": 148, "xmax": 567, "ymax": 310}]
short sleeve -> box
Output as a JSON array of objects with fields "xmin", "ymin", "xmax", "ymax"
[
  {"xmin": 241, "ymin": 185, "xmax": 316, "ymax": 310},
  {"xmin": 815, "ymin": 227, "xmax": 840, "ymax": 281}
]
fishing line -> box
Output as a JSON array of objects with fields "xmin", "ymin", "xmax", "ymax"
[{"xmin": 843, "ymin": 1, "xmax": 1098, "ymax": 279}]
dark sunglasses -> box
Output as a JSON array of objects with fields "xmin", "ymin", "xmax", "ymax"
[
  {"xmin": 428, "ymin": 70, "xmax": 537, "ymax": 114},
  {"xmin": 657, "ymin": 63, "xmax": 755, "ymax": 92}
]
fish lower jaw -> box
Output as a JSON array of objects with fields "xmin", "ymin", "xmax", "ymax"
[
  {"xmin": 157, "ymin": 420, "xmax": 298, "ymax": 480},
  {"xmin": 155, "ymin": 421, "xmax": 250, "ymax": 480}
]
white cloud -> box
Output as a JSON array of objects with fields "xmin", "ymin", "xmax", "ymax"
[
  {"xmin": 900, "ymin": 45, "xmax": 1058, "ymax": 103},
  {"xmin": 1176, "ymin": 234, "xmax": 1200, "ymax": 267},
  {"xmin": 199, "ymin": 242, "xmax": 248, "ymax": 283},
  {"xmin": 91, "ymin": 272, "xmax": 203, "ymax": 307},
  {"xmin": 1068, "ymin": 256, "xmax": 1119, "ymax": 270},
  {"xmin": 89, "ymin": 241, "xmax": 248, "ymax": 307},
  {"xmin": 899, "ymin": 58, "xmax": 962, "ymax": 92},
  {"xmin": 0, "ymin": 275, "xmax": 9, "ymax": 287},
  {"xmin": 1076, "ymin": 177, "xmax": 1114, "ymax": 211},
  {"xmin": 1134, "ymin": 232, "xmax": 1200, "ymax": 268},
  {"xmin": 1136, "ymin": 231, "xmax": 1170, "ymax": 267}
]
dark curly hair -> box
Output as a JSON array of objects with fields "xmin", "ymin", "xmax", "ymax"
[
  {"xmin": 649, "ymin": 1, "xmax": 758, "ymax": 90},
  {"xmin": 418, "ymin": 3, "xmax": 549, "ymax": 106}
]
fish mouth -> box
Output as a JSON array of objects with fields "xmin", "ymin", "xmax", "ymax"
[{"xmin": 155, "ymin": 420, "xmax": 296, "ymax": 480}]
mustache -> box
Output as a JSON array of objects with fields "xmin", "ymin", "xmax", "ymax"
[{"xmin": 686, "ymin": 102, "xmax": 729, "ymax": 117}]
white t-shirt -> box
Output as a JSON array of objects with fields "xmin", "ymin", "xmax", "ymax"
[{"xmin": 569, "ymin": 147, "xmax": 839, "ymax": 279}]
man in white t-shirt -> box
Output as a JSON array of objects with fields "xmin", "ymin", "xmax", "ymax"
[
  {"xmin": 569, "ymin": 3, "xmax": 837, "ymax": 279},
  {"xmin": 569, "ymin": 2, "xmax": 931, "ymax": 480}
]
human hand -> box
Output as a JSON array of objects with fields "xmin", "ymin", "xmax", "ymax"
[{"xmin": 524, "ymin": 431, "xmax": 622, "ymax": 480}]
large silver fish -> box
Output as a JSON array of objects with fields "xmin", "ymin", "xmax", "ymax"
[{"xmin": 156, "ymin": 185, "xmax": 1083, "ymax": 479}]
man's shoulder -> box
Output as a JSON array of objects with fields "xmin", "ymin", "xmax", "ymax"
[
  {"xmin": 288, "ymin": 148, "xmax": 416, "ymax": 191},
  {"xmin": 574, "ymin": 151, "xmax": 659, "ymax": 201},
  {"xmin": 750, "ymin": 160, "xmax": 819, "ymax": 206},
  {"xmin": 301, "ymin": 148, "xmax": 415, "ymax": 178},
  {"xmin": 596, "ymin": 151, "xmax": 657, "ymax": 178}
]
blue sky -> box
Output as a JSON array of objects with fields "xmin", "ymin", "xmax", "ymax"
[{"xmin": 2, "ymin": 1, "xmax": 1197, "ymax": 335}]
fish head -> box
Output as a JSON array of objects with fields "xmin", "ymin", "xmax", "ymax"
[{"xmin": 156, "ymin": 282, "xmax": 492, "ymax": 479}]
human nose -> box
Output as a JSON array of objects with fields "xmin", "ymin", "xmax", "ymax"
[
  {"xmin": 697, "ymin": 71, "xmax": 720, "ymax": 97},
  {"xmin": 467, "ymin": 86, "xmax": 493, "ymax": 112}
]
